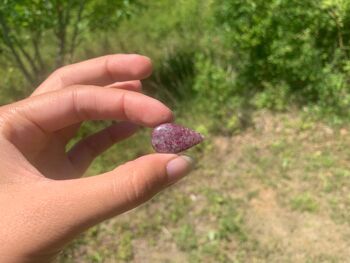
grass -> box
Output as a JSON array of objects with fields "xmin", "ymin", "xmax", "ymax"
[
  {"xmin": 55, "ymin": 110, "xmax": 350, "ymax": 262},
  {"xmin": 290, "ymin": 193, "xmax": 319, "ymax": 213}
]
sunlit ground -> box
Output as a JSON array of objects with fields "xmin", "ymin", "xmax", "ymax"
[{"xmin": 57, "ymin": 111, "xmax": 350, "ymax": 263}]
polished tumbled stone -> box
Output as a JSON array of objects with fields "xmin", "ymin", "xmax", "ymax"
[{"xmin": 151, "ymin": 123, "xmax": 204, "ymax": 153}]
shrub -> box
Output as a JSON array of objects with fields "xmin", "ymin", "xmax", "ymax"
[
  {"xmin": 215, "ymin": 0, "xmax": 350, "ymax": 114},
  {"xmin": 192, "ymin": 53, "xmax": 243, "ymax": 133}
]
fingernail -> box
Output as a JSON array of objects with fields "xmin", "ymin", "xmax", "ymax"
[{"xmin": 166, "ymin": 155, "xmax": 194, "ymax": 182}]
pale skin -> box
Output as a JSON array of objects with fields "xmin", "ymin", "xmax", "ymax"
[{"xmin": 0, "ymin": 54, "xmax": 193, "ymax": 263}]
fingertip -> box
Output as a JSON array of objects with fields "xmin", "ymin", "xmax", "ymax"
[
  {"xmin": 123, "ymin": 92, "xmax": 174, "ymax": 127},
  {"xmin": 125, "ymin": 153, "xmax": 193, "ymax": 189},
  {"xmin": 166, "ymin": 155, "xmax": 194, "ymax": 183},
  {"xmin": 110, "ymin": 54, "xmax": 153, "ymax": 80},
  {"xmin": 129, "ymin": 54, "xmax": 153, "ymax": 79},
  {"xmin": 146, "ymin": 102, "xmax": 174, "ymax": 127},
  {"xmin": 151, "ymin": 101, "xmax": 174, "ymax": 126},
  {"xmin": 140, "ymin": 55, "xmax": 153, "ymax": 78}
]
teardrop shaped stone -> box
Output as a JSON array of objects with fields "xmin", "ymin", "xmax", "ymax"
[{"xmin": 151, "ymin": 123, "xmax": 204, "ymax": 153}]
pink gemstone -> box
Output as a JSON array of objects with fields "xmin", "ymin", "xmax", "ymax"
[{"xmin": 151, "ymin": 123, "xmax": 204, "ymax": 153}]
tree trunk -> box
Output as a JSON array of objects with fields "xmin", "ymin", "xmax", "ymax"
[
  {"xmin": 69, "ymin": 0, "xmax": 86, "ymax": 63},
  {"xmin": 0, "ymin": 15, "xmax": 35, "ymax": 84}
]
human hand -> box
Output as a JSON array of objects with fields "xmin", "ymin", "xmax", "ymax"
[{"xmin": 0, "ymin": 54, "xmax": 193, "ymax": 263}]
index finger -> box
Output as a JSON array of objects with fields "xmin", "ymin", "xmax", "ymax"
[
  {"xmin": 33, "ymin": 54, "xmax": 152, "ymax": 95},
  {"xmin": 14, "ymin": 86, "xmax": 173, "ymax": 132}
]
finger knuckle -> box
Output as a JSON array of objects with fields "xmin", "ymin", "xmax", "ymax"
[
  {"xmin": 69, "ymin": 86, "xmax": 96, "ymax": 121},
  {"xmin": 127, "ymin": 166, "xmax": 153, "ymax": 202},
  {"xmin": 51, "ymin": 67, "xmax": 67, "ymax": 87},
  {"xmin": 0, "ymin": 104, "xmax": 20, "ymax": 137}
]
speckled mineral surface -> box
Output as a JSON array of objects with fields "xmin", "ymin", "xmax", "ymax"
[{"xmin": 151, "ymin": 123, "xmax": 204, "ymax": 153}]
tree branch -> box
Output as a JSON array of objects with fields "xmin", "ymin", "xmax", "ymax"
[
  {"xmin": 0, "ymin": 14, "xmax": 35, "ymax": 84},
  {"xmin": 55, "ymin": 2, "xmax": 67, "ymax": 67},
  {"xmin": 32, "ymin": 31, "xmax": 45, "ymax": 73},
  {"xmin": 69, "ymin": 0, "xmax": 86, "ymax": 63},
  {"xmin": 327, "ymin": 8, "xmax": 348, "ymax": 59},
  {"xmin": 12, "ymin": 35, "xmax": 40, "ymax": 75}
]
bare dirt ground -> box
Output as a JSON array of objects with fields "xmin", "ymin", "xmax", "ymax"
[{"xmin": 57, "ymin": 111, "xmax": 350, "ymax": 263}]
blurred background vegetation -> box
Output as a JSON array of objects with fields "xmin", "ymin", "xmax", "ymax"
[{"xmin": 2, "ymin": 0, "xmax": 350, "ymax": 262}]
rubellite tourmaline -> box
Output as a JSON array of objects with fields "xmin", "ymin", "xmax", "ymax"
[{"xmin": 151, "ymin": 123, "xmax": 204, "ymax": 153}]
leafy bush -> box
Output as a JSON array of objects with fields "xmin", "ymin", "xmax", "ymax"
[
  {"xmin": 192, "ymin": 53, "xmax": 244, "ymax": 133},
  {"xmin": 215, "ymin": 0, "xmax": 350, "ymax": 115}
]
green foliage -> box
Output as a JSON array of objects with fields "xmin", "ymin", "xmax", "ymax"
[
  {"xmin": 193, "ymin": 54, "xmax": 234, "ymax": 119},
  {"xmin": 215, "ymin": 0, "xmax": 350, "ymax": 115},
  {"xmin": 0, "ymin": 0, "xmax": 139, "ymax": 85}
]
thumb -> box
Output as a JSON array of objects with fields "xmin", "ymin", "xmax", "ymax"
[{"xmin": 40, "ymin": 154, "xmax": 193, "ymax": 250}]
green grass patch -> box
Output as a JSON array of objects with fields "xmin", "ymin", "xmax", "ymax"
[
  {"xmin": 290, "ymin": 193, "xmax": 319, "ymax": 213},
  {"xmin": 174, "ymin": 224, "xmax": 198, "ymax": 252}
]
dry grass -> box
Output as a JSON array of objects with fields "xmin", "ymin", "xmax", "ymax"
[{"xmin": 56, "ymin": 111, "xmax": 350, "ymax": 263}]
